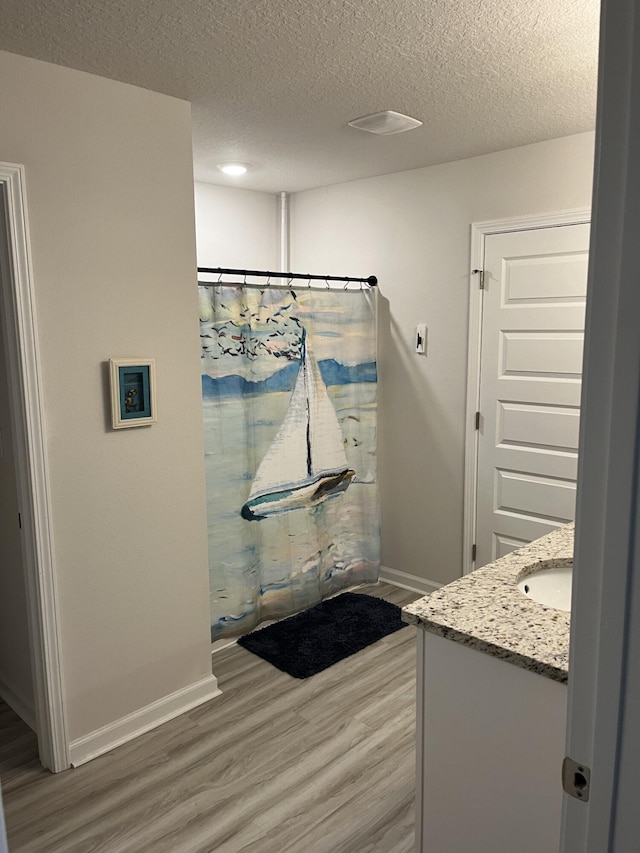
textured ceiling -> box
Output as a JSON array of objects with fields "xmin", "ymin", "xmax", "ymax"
[{"xmin": 0, "ymin": 0, "xmax": 600, "ymax": 192}]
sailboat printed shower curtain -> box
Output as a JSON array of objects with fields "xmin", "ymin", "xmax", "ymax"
[{"xmin": 199, "ymin": 283, "xmax": 380, "ymax": 640}]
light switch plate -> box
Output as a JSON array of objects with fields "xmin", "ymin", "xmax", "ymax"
[{"xmin": 415, "ymin": 324, "xmax": 427, "ymax": 354}]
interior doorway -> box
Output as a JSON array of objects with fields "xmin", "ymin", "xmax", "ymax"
[
  {"xmin": 0, "ymin": 163, "xmax": 68, "ymax": 772},
  {"xmin": 464, "ymin": 212, "xmax": 591, "ymax": 573},
  {"xmin": 0, "ymin": 261, "xmax": 35, "ymax": 728}
]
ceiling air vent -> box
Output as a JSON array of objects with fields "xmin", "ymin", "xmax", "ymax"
[{"xmin": 347, "ymin": 110, "xmax": 422, "ymax": 135}]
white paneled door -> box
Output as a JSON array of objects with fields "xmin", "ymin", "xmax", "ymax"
[{"xmin": 475, "ymin": 224, "xmax": 590, "ymax": 568}]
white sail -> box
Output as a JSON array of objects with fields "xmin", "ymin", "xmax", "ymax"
[
  {"xmin": 248, "ymin": 359, "xmax": 310, "ymax": 497},
  {"xmin": 305, "ymin": 337, "xmax": 350, "ymax": 475},
  {"xmin": 242, "ymin": 331, "xmax": 354, "ymax": 518}
]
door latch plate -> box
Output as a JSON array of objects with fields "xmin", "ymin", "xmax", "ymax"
[{"xmin": 562, "ymin": 756, "xmax": 591, "ymax": 801}]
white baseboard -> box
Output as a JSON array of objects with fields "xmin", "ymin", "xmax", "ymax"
[
  {"xmin": 378, "ymin": 565, "xmax": 441, "ymax": 596},
  {"xmin": 0, "ymin": 671, "xmax": 36, "ymax": 732},
  {"xmin": 69, "ymin": 674, "xmax": 222, "ymax": 767}
]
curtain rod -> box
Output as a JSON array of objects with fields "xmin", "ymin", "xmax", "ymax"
[{"xmin": 197, "ymin": 266, "xmax": 377, "ymax": 287}]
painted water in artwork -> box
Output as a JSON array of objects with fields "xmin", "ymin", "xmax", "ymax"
[{"xmin": 199, "ymin": 284, "xmax": 380, "ymax": 640}]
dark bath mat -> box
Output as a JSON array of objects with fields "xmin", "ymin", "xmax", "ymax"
[{"xmin": 237, "ymin": 592, "xmax": 407, "ymax": 678}]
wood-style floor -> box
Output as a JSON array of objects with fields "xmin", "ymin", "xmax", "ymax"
[{"xmin": 0, "ymin": 584, "xmax": 420, "ymax": 853}]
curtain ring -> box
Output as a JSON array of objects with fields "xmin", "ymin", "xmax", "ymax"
[
  {"xmin": 325, "ymin": 277, "xmax": 330, "ymax": 290},
  {"xmin": 307, "ymin": 277, "xmax": 312, "ymax": 289},
  {"xmin": 217, "ymin": 272, "xmax": 222, "ymax": 283},
  {"xmin": 243, "ymin": 272, "xmax": 247, "ymax": 285},
  {"xmin": 344, "ymin": 280, "xmax": 349, "ymax": 290},
  {"xmin": 266, "ymin": 274, "xmax": 271, "ymax": 288}
]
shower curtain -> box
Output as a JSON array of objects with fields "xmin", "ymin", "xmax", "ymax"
[{"xmin": 199, "ymin": 282, "xmax": 380, "ymax": 640}]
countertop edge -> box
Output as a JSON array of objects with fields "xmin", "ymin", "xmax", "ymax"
[
  {"xmin": 402, "ymin": 611, "xmax": 569, "ymax": 684},
  {"xmin": 401, "ymin": 524, "xmax": 574, "ymax": 680}
]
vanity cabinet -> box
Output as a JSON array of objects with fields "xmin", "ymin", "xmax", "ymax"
[{"xmin": 416, "ymin": 630, "xmax": 567, "ymax": 853}]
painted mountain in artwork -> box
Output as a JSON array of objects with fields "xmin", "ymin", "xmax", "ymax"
[{"xmin": 202, "ymin": 359, "xmax": 377, "ymax": 399}]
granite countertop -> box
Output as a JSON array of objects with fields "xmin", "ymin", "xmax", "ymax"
[{"xmin": 402, "ymin": 524, "xmax": 574, "ymax": 683}]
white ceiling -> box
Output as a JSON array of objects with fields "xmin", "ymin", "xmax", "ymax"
[{"xmin": 0, "ymin": 0, "xmax": 600, "ymax": 193}]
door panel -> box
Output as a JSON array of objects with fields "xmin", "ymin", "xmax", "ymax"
[
  {"xmin": 497, "ymin": 402, "xmax": 581, "ymax": 453},
  {"xmin": 500, "ymin": 331, "xmax": 585, "ymax": 377},
  {"xmin": 493, "ymin": 533, "xmax": 530, "ymax": 560},
  {"xmin": 495, "ymin": 469, "xmax": 577, "ymax": 523},
  {"xmin": 503, "ymin": 253, "xmax": 589, "ymax": 303},
  {"xmin": 475, "ymin": 224, "xmax": 589, "ymax": 567}
]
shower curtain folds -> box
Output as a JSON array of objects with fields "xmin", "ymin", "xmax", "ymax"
[{"xmin": 199, "ymin": 281, "xmax": 380, "ymax": 640}]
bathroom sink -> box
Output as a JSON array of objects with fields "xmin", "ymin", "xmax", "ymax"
[{"xmin": 517, "ymin": 560, "xmax": 573, "ymax": 612}]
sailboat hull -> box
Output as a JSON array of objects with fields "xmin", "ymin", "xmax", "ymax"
[{"xmin": 241, "ymin": 468, "xmax": 356, "ymax": 520}]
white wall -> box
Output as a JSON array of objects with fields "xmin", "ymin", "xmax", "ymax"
[
  {"xmin": 0, "ymin": 297, "xmax": 34, "ymax": 724},
  {"xmin": 0, "ymin": 50, "xmax": 213, "ymax": 742},
  {"xmin": 291, "ymin": 133, "xmax": 595, "ymax": 585},
  {"xmin": 194, "ymin": 182, "xmax": 278, "ymax": 269}
]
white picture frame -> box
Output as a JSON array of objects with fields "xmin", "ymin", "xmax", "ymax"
[{"xmin": 109, "ymin": 358, "xmax": 157, "ymax": 429}]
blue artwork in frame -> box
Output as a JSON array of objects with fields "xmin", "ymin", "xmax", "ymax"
[
  {"xmin": 119, "ymin": 365, "xmax": 151, "ymax": 419},
  {"xmin": 109, "ymin": 358, "xmax": 157, "ymax": 428}
]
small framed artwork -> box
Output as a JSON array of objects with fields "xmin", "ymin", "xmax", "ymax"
[{"xmin": 109, "ymin": 358, "xmax": 157, "ymax": 429}]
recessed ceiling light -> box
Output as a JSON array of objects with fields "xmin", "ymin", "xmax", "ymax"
[
  {"xmin": 217, "ymin": 162, "xmax": 249, "ymax": 176},
  {"xmin": 348, "ymin": 110, "xmax": 422, "ymax": 135}
]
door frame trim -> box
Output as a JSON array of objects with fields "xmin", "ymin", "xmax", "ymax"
[
  {"xmin": 0, "ymin": 162, "xmax": 69, "ymax": 771},
  {"xmin": 463, "ymin": 209, "xmax": 591, "ymax": 575}
]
